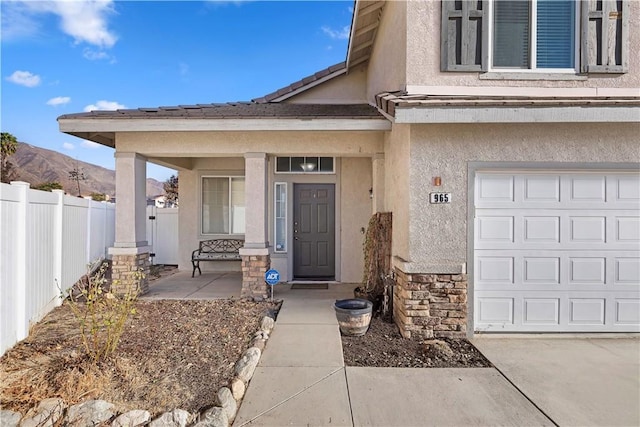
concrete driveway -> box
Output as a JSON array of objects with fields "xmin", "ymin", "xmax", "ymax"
[{"xmin": 472, "ymin": 336, "xmax": 640, "ymax": 427}]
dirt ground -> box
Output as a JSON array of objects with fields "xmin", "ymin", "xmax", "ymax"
[
  {"xmin": 0, "ymin": 299, "xmax": 278, "ymax": 417},
  {"xmin": 342, "ymin": 317, "xmax": 492, "ymax": 368},
  {"xmin": 2, "ymin": 270, "xmax": 489, "ymax": 419}
]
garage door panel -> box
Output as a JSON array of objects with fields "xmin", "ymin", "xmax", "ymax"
[
  {"xmin": 616, "ymin": 299, "xmax": 640, "ymax": 324},
  {"xmin": 474, "ymin": 171, "xmax": 640, "ymax": 333},
  {"xmin": 615, "ymin": 258, "xmax": 640, "ymax": 284},
  {"xmin": 569, "ymin": 298, "xmax": 606, "ymax": 325},
  {"xmin": 523, "ymin": 298, "xmax": 560, "ymax": 325},
  {"xmin": 615, "ymin": 175, "xmax": 640, "ymax": 202},
  {"xmin": 569, "ymin": 257, "xmax": 606, "ymax": 285},
  {"xmin": 569, "ymin": 216, "xmax": 606, "ymax": 243},
  {"xmin": 616, "ymin": 217, "xmax": 640, "ymax": 242},
  {"xmin": 524, "ymin": 216, "xmax": 560, "ymax": 243},
  {"xmin": 523, "ymin": 257, "xmax": 560, "ymax": 285},
  {"xmin": 524, "ymin": 175, "xmax": 561, "ymax": 202},
  {"xmin": 568, "ymin": 176, "xmax": 606, "ymax": 202}
]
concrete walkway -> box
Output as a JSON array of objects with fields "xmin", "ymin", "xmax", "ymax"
[{"xmin": 233, "ymin": 285, "xmax": 553, "ymax": 427}]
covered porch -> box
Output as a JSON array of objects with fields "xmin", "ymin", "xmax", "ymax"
[{"xmin": 58, "ymin": 103, "xmax": 391, "ymax": 298}]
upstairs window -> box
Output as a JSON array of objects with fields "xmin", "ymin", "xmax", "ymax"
[
  {"xmin": 441, "ymin": 0, "xmax": 629, "ymax": 74},
  {"xmin": 492, "ymin": 0, "xmax": 576, "ymax": 70}
]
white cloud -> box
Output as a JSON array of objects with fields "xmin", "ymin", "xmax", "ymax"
[
  {"xmin": 321, "ymin": 25, "xmax": 350, "ymax": 40},
  {"xmin": 81, "ymin": 141, "xmax": 100, "ymax": 149},
  {"xmin": 6, "ymin": 70, "xmax": 41, "ymax": 87},
  {"xmin": 1, "ymin": 2, "xmax": 40, "ymax": 41},
  {"xmin": 83, "ymin": 48, "xmax": 110, "ymax": 61},
  {"xmin": 84, "ymin": 100, "xmax": 125, "ymax": 112},
  {"xmin": 63, "ymin": 142, "xmax": 75, "ymax": 150},
  {"xmin": 47, "ymin": 96, "xmax": 71, "ymax": 106},
  {"xmin": 5, "ymin": 0, "xmax": 117, "ymax": 48}
]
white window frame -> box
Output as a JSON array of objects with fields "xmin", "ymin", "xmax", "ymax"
[
  {"xmin": 201, "ymin": 175, "xmax": 245, "ymax": 236},
  {"xmin": 487, "ymin": 0, "xmax": 580, "ymax": 73},
  {"xmin": 274, "ymin": 182, "xmax": 287, "ymax": 253},
  {"xmin": 274, "ymin": 156, "xmax": 336, "ymax": 174}
]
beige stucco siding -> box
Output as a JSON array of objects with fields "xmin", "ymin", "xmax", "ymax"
[
  {"xmin": 340, "ymin": 158, "xmax": 373, "ymax": 283},
  {"xmin": 366, "ymin": 0, "xmax": 407, "ymax": 100},
  {"xmin": 285, "ymin": 64, "xmax": 368, "ymax": 104},
  {"xmin": 406, "ymin": 1, "xmax": 640, "ymax": 89},
  {"xmin": 116, "ymin": 131, "xmax": 384, "ymax": 158},
  {"xmin": 408, "ymin": 122, "xmax": 640, "ymax": 272},
  {"xmin": 384, "ymin": 124, "xmax": 411, "ymax": 262}
]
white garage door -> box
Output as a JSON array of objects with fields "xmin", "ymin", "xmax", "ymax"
[{"xmin": 474, "ymin": 171, "xmax": 640, "ymax": 332}]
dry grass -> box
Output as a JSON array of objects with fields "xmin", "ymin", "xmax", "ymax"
[{"xmin": 0, "ymin": 299, "xmax": 278, "ymax": 417}]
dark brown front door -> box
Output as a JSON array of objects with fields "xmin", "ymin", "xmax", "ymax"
[{"xmin": 293, "ymin": 184, "xmax": 335, "ymax": 280}]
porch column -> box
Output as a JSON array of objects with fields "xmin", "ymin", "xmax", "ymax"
[
  {"xmin": 239, "ymin": 152, "xmax": 270, "ymax": 299},
  {"xmin": 372, "ymin": 153, "xmax": 385, "ymax": 214},
  {"xmin": 108, "ymin": 152, "xmax": 150, "ymax": 294}
]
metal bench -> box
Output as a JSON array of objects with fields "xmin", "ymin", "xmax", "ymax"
[{"xmin": 191, "ymin": 239, "xmax": 244, "ymax": 277}]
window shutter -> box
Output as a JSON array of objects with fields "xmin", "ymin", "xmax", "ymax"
[
  {"xmin": 581, "ymin": 0, "xmax": 629, "ymax": 73},
  {"xmin": 441, "ymin": 0, "xmax": 487, "ymax": 71}
]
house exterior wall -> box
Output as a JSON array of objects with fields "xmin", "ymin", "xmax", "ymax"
[
  {"xmin": 284, "ymin": 63, "xmax": 368, "ymax": 104},
  {"xmin": 406, "ymin": 1, "xmax": 640, "ymax": 90},
  {"xmin": 340, "ymin": 157, "xmax": 373, "ymax": 283},
  {"xmin": 116, "ymin": 131, "xmax": 384, "ymax": 157},
  {"xmin": 366, "ymin": 0, "xmax": 407, "ymax": 100},
  {"xmin": 383, "ymin": 123, "xmax": 411, "ymax": 262},
  {"xmin": 407, "ymin": 122, "xmax": 640, "ymax": 271}
]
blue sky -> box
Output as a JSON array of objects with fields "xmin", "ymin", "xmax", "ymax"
[{"xmin": 1, "ymin": 0, "xmax": 353, "ymax": 181}]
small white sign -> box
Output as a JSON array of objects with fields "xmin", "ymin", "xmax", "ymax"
[{"xmin": 430, "ymin": 192, "xmax": 452, "ymax": 204}]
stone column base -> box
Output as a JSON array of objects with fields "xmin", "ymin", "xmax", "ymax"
[
  {"xmin": 241, "ymin": 255, "xmax": 270, "ymax": 300},
  {"xmin": 393, "ymin": 268, "xmax": 468, "ymax": 340},
  {"xmin": 111, "ymin": 253, "xmax": 150, "ymax": 295}
]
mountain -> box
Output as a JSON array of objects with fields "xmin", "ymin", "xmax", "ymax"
[{"xmin": 10, "ymin": 142, "xmax": 165, "ymax": 198}]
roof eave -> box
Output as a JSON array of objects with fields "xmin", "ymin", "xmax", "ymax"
[
  {"xmin": 394, "ymin": 105, "xmax": 640, "ymax": 124},
  {"xmin": 59, "ymin": 117, "xmax": 391, "ymax": 135}
]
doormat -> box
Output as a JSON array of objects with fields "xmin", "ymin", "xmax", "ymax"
[{"xmin": 290, "ymin": 283, "xmax": 329, "ymax": 290}]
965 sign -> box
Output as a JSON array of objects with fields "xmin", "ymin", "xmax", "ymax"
[{"xmin": 430, "ymin": 192, "xmax": 452, "ymax": 204}]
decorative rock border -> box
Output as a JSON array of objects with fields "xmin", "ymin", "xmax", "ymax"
[{"xmin": 0, "ymin": 309, "xmax": 279, "ymax": 427}]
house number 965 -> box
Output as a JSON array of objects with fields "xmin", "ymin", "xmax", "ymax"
[{"xmin": 430, "ymin": 192, "xmax": 452, "ymax": 204}]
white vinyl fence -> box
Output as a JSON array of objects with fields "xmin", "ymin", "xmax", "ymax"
[
  {"xmin": 0, "ymin": 181, "xmax": 115, "ymax": 356},
  {"xmin": 146, "ymin": 206, "xmax": 179, "ymax": 265}
]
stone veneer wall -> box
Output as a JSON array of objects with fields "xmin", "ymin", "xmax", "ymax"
[
  {"xmin": 111, "ymin": 253, "xmax": 150, "ymax": 295},
  {"xmin": 241, "ymin": 255, "xmax": 270, "ymax": 300},
  {"xmin": 393, "ymin": 269, "xmax": 468, "ymax": 339}
]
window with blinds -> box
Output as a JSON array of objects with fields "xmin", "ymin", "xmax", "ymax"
[{"xmin": 492, "ymin": 0, "xmax": 576, "ymax": 70}]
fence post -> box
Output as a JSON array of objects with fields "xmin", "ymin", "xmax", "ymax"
[
  {"xmin": 53, "ymin": 190, "xmax": 65, "ymax": 306},
  {"xmin": 85, "ymin": 197, "xmax": 93, "ymax": 265},
  {"xmin": 11, "ymin": 181, "xmax": 30, "ymax": 342}
]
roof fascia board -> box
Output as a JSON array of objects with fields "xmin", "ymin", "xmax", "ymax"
[
  {"xmin": 269, "ymin": 67, "xmax": 348, "ymax": 102},
  {"xmin": 345, "ymin": 0, "xmax": 361, "ymax": 71},
  {"xmin": 395, "ymin": 106, "xmax": 640, "ymax": 123},
  {"xmin": 59, "ymin": 118, "xmax": 392, "ymax": 132},
  {"xmin": 406, "ymin": 85, "xmax": 640, "ymax": 97}
]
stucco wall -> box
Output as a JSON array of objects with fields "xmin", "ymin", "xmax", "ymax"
[
  {"xmin": 384, "ymin": 124, "xmax": 411, "ymax": 262},
  {"xmin": 285, "ymin": 63, "xmax": 368, "ymax": 104},
  {"xmin": 117, "ymin": 131, "xmax": 384, "ymax": 157},
  {"xmin": 408, "ymin": 122, "xmax": 640, "ymax": 272},
  {"xmin": 406, "ymin": 1, "xmax": 640, "ymax": 89},
  {"xmin": 340, "ymin": 157, "xmax": 373, "ymax": 283},
  {"xmin": 366, "ymin": 0, "xmax": 407, "ymax": 100}
]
